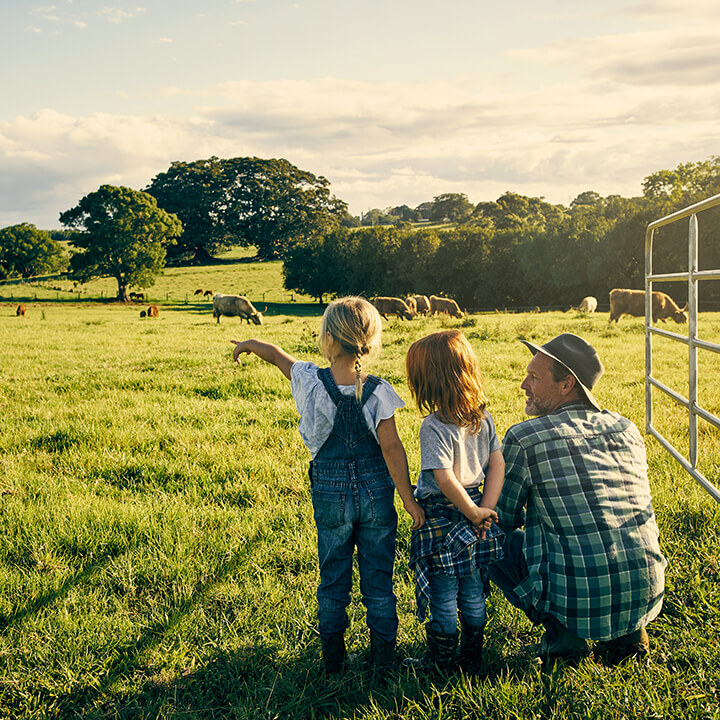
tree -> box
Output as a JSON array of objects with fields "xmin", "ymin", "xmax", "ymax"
[
  {"xmin": 0, "ymin": 223, "xmax": 66, "ymax": 279},
  {"xmin": 146, "ymin": 156, "xmax": 347, "ymax": 262},
  {"xmin": 429, "ymin": 193, "xmax": 474, "ymax": 223},
  {"xmin": 59, "ymin": 185, "xmax": 182, "ymax": 301}
]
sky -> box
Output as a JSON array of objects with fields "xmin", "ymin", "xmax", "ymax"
[{"xmin": 2, "ymin": 0, "xmax": 720, "ymax": 230}]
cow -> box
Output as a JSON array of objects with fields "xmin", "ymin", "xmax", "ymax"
[
  {"xmin": 372, "ymin": 296, "xmax": 414, "ymax": 320},
  {"xmin": 429, "ymin": 295, "xmax": 464, "ymax": 319},
  {"xmin": 16, "ymin": 304, "xmax": 26, "ymax": 316},
  {"xmin": 213, "ymin": 293, "xmax": 265, "ymax": 325},
  {"xmin": 573, "ymin": 296, "xmax": 598, "ymax": 313},
  {"xmin": 129, "ymin": 292, "xmax": 145, "ymax": 302},
  {"xmin": 203, "ymin": 289, "xmax": 213, "ymax": 297},
  {"xmin": 609, "ymin": 289, "xmax": 688, "ymax": 324},
  {"xmin": 413, "ymin": 295, "xmax": 431, "ymax": 315},
  {"xmin": 194, "ymin": 289, "xmax": 203, "ymax": 295},
  {"xmin": 405, "ymin": 296, "xmax": 417, "ymax": 315},
  {"xmin": 147, "ymin": 305, "xmax": 160, "ymax": 318}
]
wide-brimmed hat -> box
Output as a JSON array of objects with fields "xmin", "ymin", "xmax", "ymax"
[{"xmin": 521, "ymin": 333, "xmax": 604, "ymax": 411}]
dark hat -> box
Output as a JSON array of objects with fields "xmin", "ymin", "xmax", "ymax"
[{"xmin": 521, "ymin": 333, "xmax": 604, "ymax": 411}]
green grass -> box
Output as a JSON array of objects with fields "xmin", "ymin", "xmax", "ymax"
[{"xmin": 1, "ymin": 294, "xmax": 719, "ymax": 719}]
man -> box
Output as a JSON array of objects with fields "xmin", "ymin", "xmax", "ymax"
[{"xmin": 490, "ymin": 333, "xmax": 666, "ymax": 664}]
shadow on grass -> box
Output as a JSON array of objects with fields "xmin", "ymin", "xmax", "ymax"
[{"xmin": 0, "ymin": 550, "xmax": 124, "ymax": 630}]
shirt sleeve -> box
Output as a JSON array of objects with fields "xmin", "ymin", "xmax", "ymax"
[
  {"xmin": 485, "ymin": 412, "xmax": 501, "ymax": 453},
  {"xmin": 290, "ymin": 360, "xmax": 320, "ymax": 416},
  {"xmin": 419, "ymin": 418, "xmax": 454, "ymax": 471},
  {"xmin": 497, "ymin": 428, "xmax": 529, "ymax": 531},
  {"xmin": 369, "ymin": 380, "xmax": 405, "ymax": 428}
]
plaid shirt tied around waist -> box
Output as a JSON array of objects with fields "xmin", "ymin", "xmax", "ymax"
[{"xmin": 409, "ymin": 487, "xmax": 505, "ymax": 621}]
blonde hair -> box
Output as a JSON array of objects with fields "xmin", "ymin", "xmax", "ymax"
[
  {"xmin": 406, "ymin": 330, "xmax": 488, "ymax": 432},
  {"xmin": 319, "ymin": 296, "xmax": 382, "ymax": 400}
]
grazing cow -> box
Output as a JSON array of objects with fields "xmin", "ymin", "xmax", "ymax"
[
  {"xmin": 213, "ymin": 293, "xmax": 265, "ymax": 325},
  {"xmin": 194, "ymin": 289, "xmax": 203, "ymax": 295},
  {"xmin": 574, "ymin": 296, "xmax": 598, "ymax": 313},
  {"xmin": 16, "ymin": 304, "xmax": 26, "ymax": 316},
  {"xmin": 429, "ymin": 295, "xmax": 464, "ymax": 319},
  {"xmin": 405, "ymin": 296, "xmax": 417, "ymax": 315},
  {"xmin": 147, "ymin": 305, "xmax": 159, "ymax": 318},
  {"xmin": 609, "ymin": 288, "xmax": 688, "ymax": 324},
  {"xmin": 129, "ymin": 292, "xmax": 145, "ymax": 302},
  {"xmin": 413, "ymin": 294, "xmax": 431, "ymax": 315},
  {"xmin": 203, "ymin": 289, "xmax": 213, "ymax": 297},
  {"xmin": 372, "ymin": 296, "xmax": 415, "ymax": 320}
]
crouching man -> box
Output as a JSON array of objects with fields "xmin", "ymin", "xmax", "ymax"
[{"xmin": 490, "ymin": 333, "xmax": 666, "ymax": 665}]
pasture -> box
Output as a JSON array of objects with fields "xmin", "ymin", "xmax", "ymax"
[{"xmin": 1, "ymin": 267, "xmax": 719, "ymax": 718}]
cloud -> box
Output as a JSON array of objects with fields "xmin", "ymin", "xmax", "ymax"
[{"xmin": 2, "ymin": 73, "xmax": 720, "ymax": 228}]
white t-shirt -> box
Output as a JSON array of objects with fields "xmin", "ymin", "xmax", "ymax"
[
  {"xmin": 290, "ymin": 360, "xmax": 404, "ymax": 458},
  {"xmin": 415, "ymin": 411, "xmax": 500, "ymax": 499}
]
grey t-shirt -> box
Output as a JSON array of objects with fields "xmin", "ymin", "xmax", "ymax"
[{"xmin": 415, "ymin": 411, "xmax": 500, "ymax": 499}]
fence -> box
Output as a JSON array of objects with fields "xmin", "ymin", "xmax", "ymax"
[{"xmin": 645, "ymin": 192, "xmax": 720, "ymax": 503}]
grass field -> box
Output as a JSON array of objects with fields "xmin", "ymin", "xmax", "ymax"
[{"xmin": 1, "ymin": 258, "xmax": 719, "ymax": 719}]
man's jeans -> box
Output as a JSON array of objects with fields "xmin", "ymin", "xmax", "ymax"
[
  {"xmin": 427, "ymin": 569, "xmax": 487, "ymax": 635},
  {"xmin": 312, "ymin": 473, "xmax": 398, "ymax": 643}
]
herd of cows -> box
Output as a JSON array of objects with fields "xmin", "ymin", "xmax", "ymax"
[
  {"xmin": 208, "ymin": 288, "xmax": 690, "ymax": 325},
  {"xmin": 12, "ymin": 288, "xmax": 690, "ymax": 325}
]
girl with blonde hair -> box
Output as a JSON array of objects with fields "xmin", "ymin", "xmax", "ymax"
[
  {"xmin": 231, "ymin": 296, "xmax": 424, "ymax": 674},
  {"xmin": 404, "ymin": 329, "xmax": 505, "ymax": 675}
]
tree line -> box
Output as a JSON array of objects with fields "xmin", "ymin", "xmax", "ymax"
[{"xmin": 1, "ymin": 155, "xmax": 719, "ymax": 305}]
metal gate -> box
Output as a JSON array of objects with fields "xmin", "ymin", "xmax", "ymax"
[{"xmin": 645, "ymin": 192, "xmax": 720, "ymax": 503}]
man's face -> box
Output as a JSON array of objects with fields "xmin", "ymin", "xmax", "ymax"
[{"xmin": 520, "ymin": 352, "xmax": 567, "ymax": 416}]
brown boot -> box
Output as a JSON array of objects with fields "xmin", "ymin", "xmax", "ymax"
[{"xmin": 595, "ymin": 628, "xmax": 650, "ymax": 665}]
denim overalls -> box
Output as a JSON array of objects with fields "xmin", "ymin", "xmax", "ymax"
[{"xmin": 309, "ymin": 367, "xmax": 399, "ymax": 643}]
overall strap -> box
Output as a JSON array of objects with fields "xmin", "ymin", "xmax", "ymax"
[
  {"xmin": 317, "ymin": 367, "xmax": 343, "ymax": 406},
  {"xmin": 359, "ymin": 375, "xmax": 381, "ymax": 409}
]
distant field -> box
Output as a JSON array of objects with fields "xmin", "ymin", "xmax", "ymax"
[{"xmin": 1, "ymin": 273, "xmax": 719, "ymax": 718}]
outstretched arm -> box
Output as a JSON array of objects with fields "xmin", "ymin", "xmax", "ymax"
[
  {"xmin": 479, "ymin": 449, "xmax": 504, "ymax": 511},
  {"xmin": 377, "ymin": 416, "xmax": 425, "ymax": 530},
  {"xmin": 231, "ymin": 339, "xmax": 297, "ymax": 380}
]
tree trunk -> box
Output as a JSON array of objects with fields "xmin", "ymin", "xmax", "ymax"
[{"xmin": 117, "ymin": 281, "xmax": 129, "ymax": 302}]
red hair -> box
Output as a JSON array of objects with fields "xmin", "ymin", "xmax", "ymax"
[{"xmin": 406, "ymin": 330, "xmax": 488, "ymax": 432}]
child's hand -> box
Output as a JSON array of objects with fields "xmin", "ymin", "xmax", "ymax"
[
  {"xmin": 230, "ymin": 339, "xmax": 252, "ymax": 362},
  {"xmin": 404, "ymin": 498, "xmax": 425, "ymax": 530},
  {"xmin": 468, "ymin": 506, "xmax": 498, "ymax": 540}
]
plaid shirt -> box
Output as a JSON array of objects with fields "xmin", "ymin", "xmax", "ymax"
[
  {"xmin": 410, "ymin": 487, "xmax": 504, "ymax": 621},
  {"xmin": 497, "ymin": 402, "xmax": 667, "ymax": 640}
]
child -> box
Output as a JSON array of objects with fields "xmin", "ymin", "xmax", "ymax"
[
  {"xmin": 231, "ymin": 296, "xmax": 424, "ymax": 674},
  {"xmin": 404, "ymin": 329, "xmax": 505, "ymax": 675}
]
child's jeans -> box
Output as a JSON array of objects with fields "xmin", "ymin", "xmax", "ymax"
[
  {"xmin": 312, "ymin": 467, "xmax": 398, "ymax": 643},
  {"xmin": 428, "ymin": 568, "xmax": 487, "ymax": 634}
]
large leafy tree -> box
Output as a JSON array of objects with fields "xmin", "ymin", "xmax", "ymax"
[
  {"xmin": 60, "ymin": 185, "xmax": 182, "ymax": 302},
  {"xmin": 0, "ymin": 223, "xmax": 66, "ymax": 279},
  {"xmin": 146, "ymin": 156, "xmax": 347, "ymax": 262}
]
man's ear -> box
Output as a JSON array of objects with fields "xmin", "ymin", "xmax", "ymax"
[{"xmin": 560, "ymin": 373, "xmax": 578, "ymax": 398}]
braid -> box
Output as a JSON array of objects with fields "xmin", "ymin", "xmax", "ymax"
[{"xmin": 354, "ymin": 355, "xmax": 362, "ymax": 401}]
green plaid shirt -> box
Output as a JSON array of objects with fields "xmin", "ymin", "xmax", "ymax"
[{"xmin": 497, "ymin": 402, "xmax": 667, "ymax": 640}]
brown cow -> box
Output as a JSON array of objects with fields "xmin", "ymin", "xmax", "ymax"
[
  {"xmin": 609, "ymin": 289, "xmax": 687, "ymax": 324},
  {"xmin": 194, "ymin": 289, "xmax": 203, "ymax": 295},
  {"xmin": 372, "ymin": 296, "xmax": 414, "ymax": 320},
  {"xmin": 413, "ymin": 294, "xmax": 431, "ymax": 315},
  {"xmin": 203, "ymin": 289, "xmax": 213, "ymax": 297},
  {"xmin": 429, "ymin": 295, "xmax": 464, "ymax": 318},
  {"xmin": 147, "ymin": 305, "xmax": 160, "ymax": 318},
  {"xmin": 573, "ymin": 296, "xmax": 598, "ymax": 313},
  {"xmin": 405, "ymin": 296, "xmax": 417, "ymax": 315},
  {"xmin": 16, "ymin": 304, "xmax": 26, "ymax": 316}
]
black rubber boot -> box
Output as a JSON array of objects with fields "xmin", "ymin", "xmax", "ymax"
[
  {"xmin": 404, "ymin": 623, "xmax": 459, "ymax": 675},
  {"xmin": 321, "ymin": 630, "xmax": 347, "ymax": 675},
  {"xmin": 369, "ymin": 631, "xmax": 396, "ymax": 671},
  {"xmin": 458, "ymin": 621, "xmax": 485, "ymax": 675}
]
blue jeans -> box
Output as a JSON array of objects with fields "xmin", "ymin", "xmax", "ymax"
[
  {"xmin": 428, "ymin": 569, "xmax": 487, "ymax": 635},
  {"xmin": 311, "ymin": 472, "xmax": 398, "ymax": 643}
]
